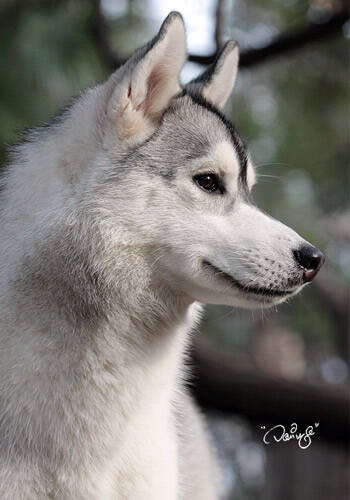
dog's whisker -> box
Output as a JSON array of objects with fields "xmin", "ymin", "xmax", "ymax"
[
  {"xmin": 257, "ymin": 173, "xmax": 280, "ymax": 179},
  {"xmin": 255, "ymin": 162, "xmax": 290, "ymax": 169}
]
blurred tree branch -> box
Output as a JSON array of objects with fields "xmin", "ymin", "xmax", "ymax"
[
  {"xmin": 214, "ymin": 0, "xmax": 225, "ymax": 50},
  {"xmin": 189, "ymin": 8, "xmax": 349, "ymax": 66},
  {"xmin": 91, "ymin": 0, "xmax": 124, "ymax": 69},
  {"xmin": 191, "ymin": 336, "xmax": 350, "ymax": 447},
  {"xmin": 3, "ymin": 1, "xmax": 346, "ymax": 69},
  {"xmin": 90, "ymin": 2, "xmax": 349, "ymax": 70}
]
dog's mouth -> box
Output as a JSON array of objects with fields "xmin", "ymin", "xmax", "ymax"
[{"xmin": 203, "ymin": 260, "xmax": 299, "ymax": 298}]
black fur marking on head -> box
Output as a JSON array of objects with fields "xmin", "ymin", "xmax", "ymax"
[{"xmin": 179, "ymin": 89, "xmax": 252, "ymax": 200}]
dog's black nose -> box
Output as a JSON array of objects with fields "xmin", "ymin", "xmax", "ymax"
[{"xmin": 293, "ymin": 245, "xmax": 325, "ymax": 282}]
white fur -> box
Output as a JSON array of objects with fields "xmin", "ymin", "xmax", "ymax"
[{"xmin": 202, "ymin": 41, "xmax": 239, "ymax": 109}]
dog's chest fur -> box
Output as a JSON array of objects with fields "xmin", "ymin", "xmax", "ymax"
[{"xmin": 0, "ymin": 232, "xmax": 217, "ymax": 499}]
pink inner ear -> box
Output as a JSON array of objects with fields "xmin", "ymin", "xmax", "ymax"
[{"xmin": 144, "ymin": 64, "xmax": 172, "ymax": 119}]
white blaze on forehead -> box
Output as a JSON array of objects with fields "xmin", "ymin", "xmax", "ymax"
[{"xmin": 207, "ymin": 141, "xmax": 240, "ymax": 182}]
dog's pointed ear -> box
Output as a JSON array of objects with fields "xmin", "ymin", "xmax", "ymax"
[
  {"xmin": 106, "ymin": 12, "xmax": 186, "ymax": 142},
  {"xmin": 187, "ymin": 41, "xmax": 239, "ymax": 110}
]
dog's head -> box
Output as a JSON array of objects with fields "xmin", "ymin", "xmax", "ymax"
[{"xmin": 85, "ymin": 12, "xmax": 324, "ymax": 308}]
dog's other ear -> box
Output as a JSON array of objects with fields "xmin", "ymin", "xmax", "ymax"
[
  {"xmin": 107, "ymin": 12, "xmax": 186, "ymax": 142},
  {"xmin": 187, "ymin": 41, "xmax": 239, "ymax": 110}
]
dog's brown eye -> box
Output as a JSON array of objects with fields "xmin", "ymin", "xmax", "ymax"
[{"xmin": 194, "ymin": 173, "xmax": 220, "ymax": 193}]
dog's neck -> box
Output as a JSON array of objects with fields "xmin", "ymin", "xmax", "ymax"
[{"xmin": 0, "ymin": 223, "xmax": 199, "ymax": 482}]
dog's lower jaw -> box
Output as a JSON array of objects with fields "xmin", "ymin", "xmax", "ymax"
[{"xmin": 202, "ymin": 260, "xmax": 301, "ymax": 305}]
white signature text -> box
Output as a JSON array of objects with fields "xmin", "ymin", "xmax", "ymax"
[{"xmin": 260, "ymin": 422, "xmax": 319, "ymax": 449}]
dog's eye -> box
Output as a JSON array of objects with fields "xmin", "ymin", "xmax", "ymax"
[{"xmin": 194, "ymin": 173, "xmax": 221, "ymax": 193}]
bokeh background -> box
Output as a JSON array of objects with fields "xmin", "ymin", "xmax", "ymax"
[{"xmin": 0, "ymin": 1, "xmax": 349, "ymax": 499}]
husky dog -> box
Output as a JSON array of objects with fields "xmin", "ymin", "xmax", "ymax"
[{"xmin": 0, "ymin": 11, "xmax": 324, "ymax": 500}]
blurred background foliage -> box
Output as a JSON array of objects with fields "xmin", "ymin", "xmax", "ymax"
[{"xmin": 0, "ymin": 1, "xmax": 349, "ymax": 499}]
